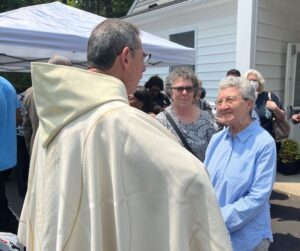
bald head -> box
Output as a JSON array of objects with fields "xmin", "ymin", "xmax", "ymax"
[{"xmin": 48, "ymin": 55, "xmax": 72, "ymax": 66}]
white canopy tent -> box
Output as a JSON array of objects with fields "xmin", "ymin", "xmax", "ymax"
[{"xmin": 0, "ymin": 1, "xmax": 195, "ymax": 72}]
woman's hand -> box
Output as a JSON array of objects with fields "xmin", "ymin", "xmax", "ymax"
[
  {"xmin": 266, "ymin": 100, "xmax": 278, "ymax": 111},
  {"xmin": 292, "ymin": 113, "xmax": 300, "ymax": 124},
  {"xmin": 266, "ymin": 100, "xmax": 285, "ymax": 120}
]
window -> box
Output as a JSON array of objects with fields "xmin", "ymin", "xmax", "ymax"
[
  {"xmin": 294, "ymin": 53, "xmax": 300, "ymax": 107},
  {"xmin": 169, "ymin": 31, "xmax": 195, "ymax": 71}
]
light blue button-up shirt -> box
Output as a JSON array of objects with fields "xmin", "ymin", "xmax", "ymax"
[{"xmin": 204, "ymin": 119, "xmax": 276, "ymax": 251}]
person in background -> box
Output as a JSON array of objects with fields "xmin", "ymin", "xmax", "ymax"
[
  {"xmin": 128, "ymin": 86, "xmax": 155, "ymax": 116},
  {"xmin": 226, "ymin": 68, "xmax": 241, "ymax": 77},
  {"xmin": 15, "ymin": 89, "xmax": 30, "ymax": 198},
  {"xmin": 0, "ymin": 76, "xmax": 19, "ymax": 234},
  {"xmin": 291, "ymin": 112, "xmax": 300, "ymax": 124},
  {"xmin": 204, "ymin": 76, "xmax": 276, "ymax": 251},
  {"xmin": 144, "ymin": 75, "xmax": 171, "ymax": 114},
  {"xmin": 196, "ymin": 81, "xmax": 213, "ymax": 114},
  {"xmin": 18, "ymin": 19, "xmax": 231, "ymax": 251},
  {"xmin": 22, "ymin": 87, "xmax": 38, "ymax": 156},
  {"xmin": 195, "ymin": 80, "xmax": 217, "ymax": 129},
  {"xmin": 156, "ymin": 67, "xmax": 216, "ymax": 161},
  {"xmin": 244, "ymin": 69, "xmax": 285, "ymax": 151}
]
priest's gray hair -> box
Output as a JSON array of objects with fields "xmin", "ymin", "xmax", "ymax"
[{"xmin": 87, "ymin": 18, "xmax": 140, "ymax": 70}]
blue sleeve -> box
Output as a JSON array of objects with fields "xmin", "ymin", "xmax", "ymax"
[
  {"xmin": 221, "ymin": 141, "xmax": 276, "ymax": 233},
  {"xmin": 0, "ymin": 90, "xmax": 7, "ymax": 127}
]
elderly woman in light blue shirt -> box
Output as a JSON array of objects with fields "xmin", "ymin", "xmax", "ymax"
[{"xmin": 204, "ymin": 76, "xmax": 276, "ymax": 251}]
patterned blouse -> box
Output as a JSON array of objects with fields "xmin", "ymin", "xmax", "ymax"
[{"xmin": 156, "ymin": 106, "xmax": 216, "ymax": 161}]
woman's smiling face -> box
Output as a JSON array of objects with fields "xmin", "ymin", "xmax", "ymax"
[{"xmin": 216, "ymin": 86, "xmax": 253, "ymax": 130}]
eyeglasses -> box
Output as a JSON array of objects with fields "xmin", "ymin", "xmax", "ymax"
[
  {"xmin": 215, "ymin": 96, "xmax": 247, "ymax": 106},
  {"xmin": 122, "ymin": 48, "xmax": 151, "ymax": 65},
  {"xmin": 172, "ymin": 86, "xmax": 194, "ymax": 93},
  {"xmin": 143, "ymin": 52, "xmax": 151, "ymax": 65}
]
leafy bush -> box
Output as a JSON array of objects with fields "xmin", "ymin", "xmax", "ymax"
[{"xmin": 278, "ymin": 139, "xmax": 300, "ymax": 163}]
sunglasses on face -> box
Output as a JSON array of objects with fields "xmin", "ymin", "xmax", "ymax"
[{"xmin": 172, "ymin": 86, "xmax": 194, "ymax": 93}]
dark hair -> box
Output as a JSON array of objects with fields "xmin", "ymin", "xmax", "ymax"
[
  {"xmin": 200, "ymin": 87, "xmax": 206, "ymax": 99},
  {"xmin": 133, "ymin": 86, "xmax": 154, "ymax": 113},
  {"xmin": 144, "ymin": 75, "xmax": 164, "ymax": 91},
  {"xmin": 226, "ymin": 69, "xmax": 241, "ymax": 77},
  {"xmin": 87, "ymin": 19, "xmax": 140, "ymax": 70}
]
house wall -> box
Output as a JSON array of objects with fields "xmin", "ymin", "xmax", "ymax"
[
  {"xmin": 128, "ymin": 0, "xmax": 174, "ymax": 15},
  {"xmin": 127, "ymin": 0, "xmax": 300, "ymax": 104},
  {"xmin": 126, "ymin": 0, "xmax": 238, "ymax": 103},
  {"xmin": 255, "ymin": 0, "xmax": 300, "ymax": 101},
  {"xmin": 195, "ymin": 4, "xmax": 237, "ymax": 100}
]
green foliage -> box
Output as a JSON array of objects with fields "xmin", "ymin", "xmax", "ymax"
[
  {"xmin": 0, "ymin": 0, "xmax": 52, "ymax": 12},
  {"xmin": 278, "ymin": 139, "xmax": 300, "ymax": 163},
  {"xmin": 112, "ymin": 0, "xmax": 133, "ymax": 17},
  {"xmin": 75, "ymin": 0, "xmax": 133, "ymax": 17},
  {"xmin": 1, "ymin": 73, "xmax": 31, "ymax": 93},
  {"xmin": 0, "ymin": 0, "xmax": 133, "ymax": 17}
]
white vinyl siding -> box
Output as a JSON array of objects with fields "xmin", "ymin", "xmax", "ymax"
[
  {"xmin": 196, "ymin": 13, "xmax": 237, "ymax": 101},
  {"xmin": 255, "ymin": 0, "xmax": 300, "ymax": 100},
  {"xmin": 127, "ymin": 0, "xmax": 175, "ymax": 15},
  {"xmin": 127, "ymin": 0, "xmax": 300, "ymax": 103},
  {"xmin": 126, "ymin": 0, "xmax": 238, "ymax": 103},
  {"xmin": 138, "ymin": 66, "xmax": 170, "ymax": 87}
]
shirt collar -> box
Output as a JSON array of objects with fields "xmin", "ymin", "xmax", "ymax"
[{"xmin": 225, "ymin": 119, "xmax": 260, "ymax": 142}]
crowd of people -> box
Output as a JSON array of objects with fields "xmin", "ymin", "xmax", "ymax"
[{"xmin": 0, "ymin": 18, "xmax": 299, "ymax": 251}]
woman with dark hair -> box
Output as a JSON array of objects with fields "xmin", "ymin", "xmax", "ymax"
[
  {"xmin": 128, "ymin": 86, "xmax": 155, "ymax": 116},
  {"xmin": 226, "ymin": 69, "xmax": 241, "ymax": 77},
  {"xmin": 144, "ymin": 75, "xmax": 171, "ymax": 114}
]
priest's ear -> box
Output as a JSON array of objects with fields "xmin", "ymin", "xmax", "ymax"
[{"xmin": 119, "ymin": 47, "xmax": 131, "ymax": 69}]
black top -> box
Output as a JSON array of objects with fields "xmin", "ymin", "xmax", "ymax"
[
  {"xmin": 255, "ymin": 91, "xmax": 283, "ymax": 137},
  {"xmin": 152, "ymin": 93, "xmax": 171, "ymax": 114}
]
